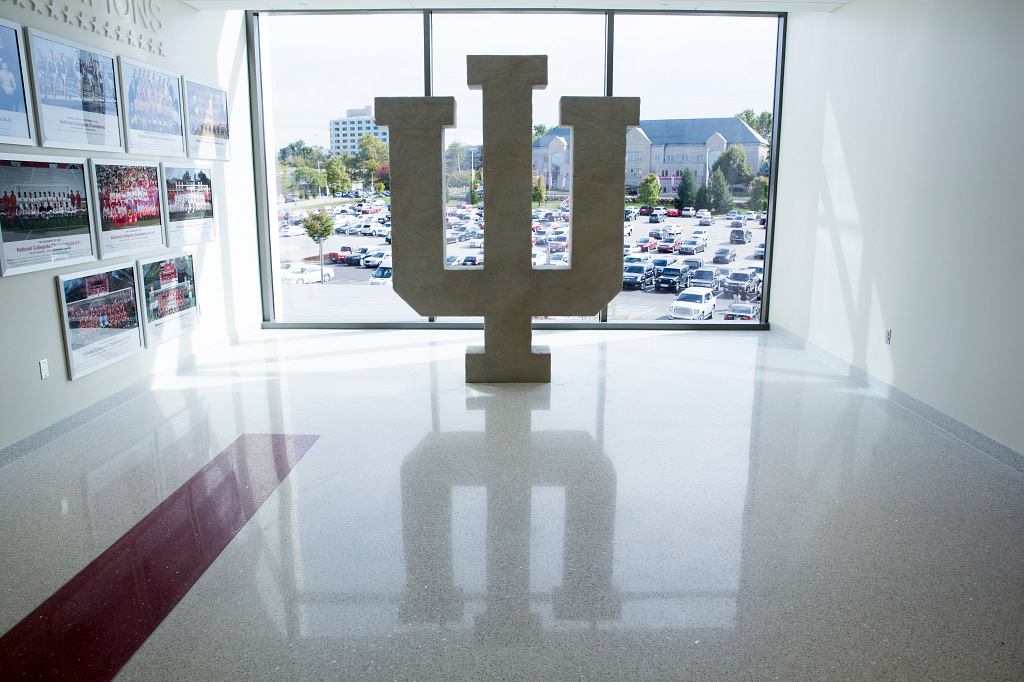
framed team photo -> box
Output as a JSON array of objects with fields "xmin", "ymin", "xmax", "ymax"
[
  {"xmin": 89, "ymin": 159, "xmax": 165, "ymax": 259},
  {"xmin": 0, "ymin": 19, "xmax": 36, "ymax": 146},
  {"xmin": 136, "ymin": 252, "xmax": 199, "ymax": 347},
  {"xmin": 0, "ymin": 154, "xmax": 95, "ymax": 277},
  {"xmin": 118, "ymin": 57, "xmax": 185, "ymax": 156},
  {"xmin": 182, "ymin": 77, "xmax": 229, "ymax": 160},
  {"xmin": 160, "ymin": 163, "xmax": 214, "ymax": 247},
  {"xmin": 25, "ymin": 29, "xmax": 123, "ymax": 152},
  {"xmin": 57, "ymin": 261, "xmax": 143, "ymax": 380}
]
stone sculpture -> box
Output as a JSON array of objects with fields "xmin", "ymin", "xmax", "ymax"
[{"xmin": 376, "ymin": 56, "xmax": 639, "ymax": 383}]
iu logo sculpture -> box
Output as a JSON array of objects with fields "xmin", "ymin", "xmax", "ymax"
[{"xmin": 376, "ymin": 56, "xmax": 639, "ymax": 383}]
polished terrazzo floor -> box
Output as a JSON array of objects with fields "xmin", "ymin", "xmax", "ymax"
[{"xmin": 0, "ymin": 329, "xmax": 1021, "ymax": 681}]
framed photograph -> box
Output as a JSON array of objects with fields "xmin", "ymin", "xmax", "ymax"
[
  {"xmin": 182, "ymin": 77, "xmax": 229, "ymax": 160},
  {"xmin": 57, "ymin": 261, "xmax": 143, "ymax": 380},
  {"xmin": 0, "ymin": 19, "xmax": 36, "ymax": 146},
  {"xmin": 89, "ymin": 159, "xmax": 165, "ymax": 259},
  {"xmin": 118, "ymin": 57, "xmax": 185, "ymax": 156},
  {"xmin": 25, "ymin": 28, "xmax": 123, "ymax": 152},
  {"xmin": 136, "ymin": 252, "xmax": 199, "ymax": 347},
  {"xmin": 160, "ymin": 163, "xmax": 214, "ymax": 247},
  {"xmin": 0, "ymin": 154, "xmax": 95, "ymax": 276}
]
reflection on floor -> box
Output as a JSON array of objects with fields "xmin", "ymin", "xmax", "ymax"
[{"xmin": 0, "ymin": 329, "xmax": 1021, "ymax": 681}]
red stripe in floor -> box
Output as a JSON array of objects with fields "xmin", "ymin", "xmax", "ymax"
[{"xmin": 0, "ymin": 433, "xmax": 319, "ymax": 681}]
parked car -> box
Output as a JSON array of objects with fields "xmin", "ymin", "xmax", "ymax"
[
  {"xmin": 690, "ymin": 230, "xmax": 709, "ymax": 244},
  {"xmin": 468, "ymin": 235, "xmax": 484, "ymax": 248},
  {"xmin": 759, "ymin": 216, "xmax": 767, "ymax": 226},
  {"xmin": 651, "ymin": 256, "xmax": 677, "ymax": 275},
  {"xmin": 623, "ymin": 222, "xmax": 633, "ymax": 237},
  {"xmin": 344, "ymin": 247, "xmax": 370, "ymax": 265},
  {"xmin": 649, "ymin": 213, "xmax": 664, "ymax": 223},
  {"xmin": 666, "ymin": 208, "xmax": 680, "ymax": 217},
  {"xmin": 730, "ymin": 217, "xmax": 745, "ymax": 228},
  {"xmin": 446, "ymin": 255, "xmax": 465, "ymax": 267},
  {"xmin": 624, "ymin": 208, "xmax": 639, "ymax": 221},
  {"xmin": 281, "ymin": 224, "xmax": 306, "ymax": 237},
  {"xmin": 691, "ymin": 266, "xmax": 722, "ymax": 293},
  {"xmin": 635, "ymin": 237, "xmax": 658, "ymax": 252},
  {"xmin": 359, "ymin": 224, "xmax": 380, "ymax": 237},
  {"xmin": 669, "ymin": 287, "xmax": 716, "ymax": 320},
  {"xmin": 655, "ymin": 266, "xmax": 691, "ymax": 292},
  {"xmin": 696, "ymin": 209, "xmax": 711, "ymax": 219},
  {"xmin": 681, "ymin": 207, "xmax": 696, "ymax": 217},
  {"xmin": 726, "ymin": 210, "xmax": 740, "ymax": 218},
  {"xmin": 648, "ymin": 228, "xmax": 668, "ymax": 241},
  {"xmin": 682, "ymin": 257, "xmax": 705, "ymax": 272},
  {"xmin": 549, "ymin": 236, "xmax": 568, "ymax": 252},
  {"xmin": 724, "ymin": 268, "xmax": 761, "ymax": 298},
  {"xmin": 280, "ymin": 264, "xmax": 331, "ymax": 284},
  {"xmin": 369, "ymin": 261, "xmax": 393, "ymax": 286},
  {"xmin": 745, "ymin": 211, "xmax": 756, "ymax": 221},
  {"xmin": 677, "ymin": 239, "xmax": 705, "ymax": 255},
  {"xmin": 713, "ymin": 247, "xmax": 737, "ymax": 264},
  {"xmin": 699, "ymin": 216, "xmax": 715, "ymax": 227},
  {"xmin": 657, "ymin": 238, "xmax": 681, "ymax": 253},
  {"xmin": 754, "ymin": 242, "xmax": 765, "ymax": 258},
  {"xmin": 639, "ymin": 205, "xmax": 653, "ymax": 216},
  {"xmin": 622, "ymin": 263, "xmax": 655, "ymax": 289},
  {"xmin": 623, "ymin": 243, "xmax": 641, "ymax": 255},
  {"xmin": 730, "ymin": 228, "xmax": 753, "ymax": 244},
  {"xmin": 724, "ymin": 301, "xmax": 761, "ymax": 321},
  {"xmin": 328, "ymin": 246, "xmax": 353, "ymax": 263},
  {"xmin": 462, "ymin": 255, "xmax": 483, "ymax": 266},
  {"xmin": 623, "ymin": 253, "xmax": 653, "ymax": 267},
  {"xmin": 362, "ymin": 250, "xmax": 389, "ymax": 268}
]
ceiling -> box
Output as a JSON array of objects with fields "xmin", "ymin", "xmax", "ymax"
[{"xmin": 179, "ymin": 0, "xmax": 850, "ymax": 13}]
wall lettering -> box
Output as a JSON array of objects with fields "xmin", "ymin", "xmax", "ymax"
[{"xmin": 2, "ymin": 0, "xmax": 165, "ymax": 56}]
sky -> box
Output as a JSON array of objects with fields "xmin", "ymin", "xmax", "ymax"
[{"xmin": 262, "ymin": 12, "xmax": 779, "ymax": 153}]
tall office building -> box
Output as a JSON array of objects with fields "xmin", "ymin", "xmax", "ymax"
[{"xmin": 329, "ymin": 106, "xmax": 388, "ymax": 156}]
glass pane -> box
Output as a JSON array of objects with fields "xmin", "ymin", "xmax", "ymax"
[
  {"xmin": 431, "ymin": 12, "xmax": 606, "ymax": 323},
  {"xmin": 258, "ymin": 13, "xmax": 425, "ymax": 321},
  {"xmin": 612, "ymin": 14, "xmax": 777, "ymax": 323}
]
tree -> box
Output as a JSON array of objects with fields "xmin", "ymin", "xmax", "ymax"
[
  {"xmin": 712, "ymin": 145, "xmax": 753, "ymax": 187},
  {"xmin": 301, "ymin": 208, "xmax": 334, "ymax": 282},
  {"xmin": 694, "ymin": 184, "xmax": 713, "ymax": 211},
  {"xmin": 325, "ymin": 158, "xmax": 351, "ymax": 195},
  {"xmin": 638, "ymin": 173, "xmax": 661, "ymax": 206},
  {"xmin": 711, "ymin": 168, "xmax": 734, "ymax": 213},
  {"xmin": 533, "ymin": 124, "xmax": 550, "ymax": 141},
  {"xmin": 747, "ymin": 177, "xmax": 768, "ymax": 214},
  {"xmin": 673, "ymin": 170, "xmax": 696, "ymax": 210},
  {"xmin": 736, "ymin": 109, "xmax": 773, "ymax": 144},
  {"xmin": 374, "ymin": 163, "xmax": 390, "ymax": 192},
  {"xmin": 355, "ymin": 135, "xmax": 389, "ymax": 191},
  {"xmin": 445, "ymin": 140, "xmax": 466, "ymax": 175},
  {"xmin": 468, "ymin": 170, "xmax": 479, "ymax": 205},
  {"xmin": 293, "ymin": 162, "xmax": 325, "ymax": 198},
  {"xmin": 532, "ymin": 175, "xmax": 547, "ymax": 206}
]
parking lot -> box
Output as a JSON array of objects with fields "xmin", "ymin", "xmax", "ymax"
[{"xmin": 275, "ymin": 206, "xmax": 767, "ymax": 322}]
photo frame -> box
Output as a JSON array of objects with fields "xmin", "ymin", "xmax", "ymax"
[
  {"xmin": 160, "ymin": 162, "xmax": 214, "ymax": 247},
  {"xmin": 136, "ymin": 252, "xmax": 200, "ymax": 347},
  {"xmin": 25, "ymin": 28, "xmax": 124, "ymax": 152},
  {"xmin": 118, "ymin": 57, "xmax": 186, "ymax": 156},
  {"xmin": 182, "ymin": 77, "xmax": 229, "ymax": 160},
  {"xmin": 89, "ymin": 158, "xmax": 165, "ymax": 259},
  {"xmin": 0, "ymin": 18, "xmax": 36, "ymax": 146},
  {"xmin": 0, "ymin": 153, "xmax": 96, "ymax": 276},
  {"xmin": 57, "ymin": 260, "xmax": 144, "ymax": 380}
]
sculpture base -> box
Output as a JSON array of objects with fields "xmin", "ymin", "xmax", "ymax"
[{"xmin": 465, "ymin": 345, "xmax": 551, "ymax": 383}]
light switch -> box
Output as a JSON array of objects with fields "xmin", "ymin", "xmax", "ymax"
[{"xmin": 39, "ymin": 359, "xmax": 49, "ymax": 380}]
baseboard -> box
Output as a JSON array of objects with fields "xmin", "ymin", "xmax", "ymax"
[
  {"xmin": 770, "ymin": 324, "xmax": 1024, "ymax": 474},
  {"xmin": 0, "ymin": 327, "xmax": 251, "ymax": 470}
]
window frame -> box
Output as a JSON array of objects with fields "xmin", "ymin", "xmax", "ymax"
[{"xmin": 245, "ymin": 8, "xmax": 786, "ymax": 330}]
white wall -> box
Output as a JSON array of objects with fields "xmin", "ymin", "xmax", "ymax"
[
  {"xmin": 0, "ymin": 1, "xmax": 261, "ymax": 450},
  {"xmin": 772, "ymin": 0, "xmax": 1024, "ymax": 453}
]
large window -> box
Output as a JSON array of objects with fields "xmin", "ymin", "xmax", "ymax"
[{"xmin": 251, "ymin": 10, "xmax": 782, "ymax": 326}]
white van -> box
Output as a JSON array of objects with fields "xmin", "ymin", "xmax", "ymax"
[
  {"xmin": 624, "ymin": 207, "xmax": 639, "ymax": 221},
  {"xmin": 681, "ymin": 207, "xmax": 696, "ymax": 217},
  {"xmin": 369, "ymin": 258, "xmax": 393, "ymax": 286}
]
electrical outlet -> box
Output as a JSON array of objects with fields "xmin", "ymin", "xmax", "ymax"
[
  {"xmin": 884, "ymin": 329, "xmax": 892, "ymax": 345},
  {"xmin": 39, "ymin": 359, "xmax": 49, "ymax": 379}
]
